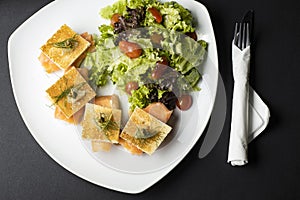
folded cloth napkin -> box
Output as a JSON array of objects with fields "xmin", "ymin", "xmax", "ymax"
[{"xmin": 227, "ymin": 43, "xmax": 270, "ymax": 166}]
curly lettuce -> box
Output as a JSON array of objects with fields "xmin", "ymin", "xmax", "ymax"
[
  {"xmin": 85, "ymin": 0, "xmax": 206, "ymax": 98},
  {"xmin": 100, "ymin": 0, "xmax": 195, "ymax": 33},
  {"xmin": 100, "ymin": 0, "xmax": 127, "ymax": 19},
  {"xmin": 85, "ymin": 34, "xmax": 161, "ymax": 89}
]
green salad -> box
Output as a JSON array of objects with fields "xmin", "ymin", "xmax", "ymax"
[{"xmin": 84, "ymin": 0, "xmax": 207, "ymax": 111}]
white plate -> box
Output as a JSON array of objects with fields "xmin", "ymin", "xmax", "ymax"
[{"xmin": 8, "ymin": 0, "xmax": 218, "ymax": 193}]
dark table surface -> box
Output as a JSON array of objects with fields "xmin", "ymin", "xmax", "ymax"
[{"xmin": 1, "ymin": 0, "xmax": 300, "ymax": 199}]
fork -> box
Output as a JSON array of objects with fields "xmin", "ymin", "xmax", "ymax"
[
  {"xmin": 233, "ymin": 10, "xmax": 253, "ymax": 50},
  {"xmin": 234, "ymin": 22, "xmax": 250, "ymax": 50}
]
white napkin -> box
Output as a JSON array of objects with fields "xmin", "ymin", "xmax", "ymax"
[{"xmin": 227, "ymin": 43, "xmax": 270, "ymax": 166}]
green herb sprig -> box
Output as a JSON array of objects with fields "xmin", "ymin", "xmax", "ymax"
[
  {"xmin": 52, "ymin": 34, "xmax": 78, "ymax": 49},
  {"xmin": 53, "ymin": 82, "xmax": 86, "ymax": 105},
  {"xmin": 95, "ymin": 113, "xmax": 118, "ymax": 140},
  {"xmin": 134, "ymin": 126, "xmax": 160, "ymax": 139},
  {"xmin": 131, "ymin": 131, "xmax": 164, "ymax": 149}
]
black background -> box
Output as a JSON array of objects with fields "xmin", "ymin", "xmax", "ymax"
[{"xmin": 1, "ymin": 0, "xmax": 300, "ymax": 199}]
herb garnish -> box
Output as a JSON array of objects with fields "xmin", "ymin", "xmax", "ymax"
[
  {"xmin": 134, "ymin": 125, "xmax": 160, "ymax": 139},
  {"xmin": 52, "ymin": 34, "xmax": 78, "ymax": 49},
  {"xmin": 94, "ymin": 113, "xmax": 119, "ymax": 140},
  {"xmin": 53, "ymin": 82, "xmax": 86, "ymax": 105},
  {"xmin": 127, "ymin": 130, "xmax": 164, "ymax": 149}
]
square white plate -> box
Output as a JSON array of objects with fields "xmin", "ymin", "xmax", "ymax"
[{"xmin": 8, "ymin": 0, "xmax": 218, "ymax": 193}]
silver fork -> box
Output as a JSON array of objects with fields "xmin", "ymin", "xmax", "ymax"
[
  {"xmin": 233, "ymin": 22, "xmax": 250, "ymax": 50},
  {"xmin": 233, "ymin": 10, "xmax": 253, "ymax": 50}
]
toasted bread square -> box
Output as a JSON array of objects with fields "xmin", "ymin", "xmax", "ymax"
[
  {"xmin": 46, "ymin": 67, "xmax": 96, "ymax": 118},
  {"xmin": 91, "ymin": 95, "xmax": 120, "ymax": 151},
  {"xmin": 40, "ymin": 24, "xmax": 90, "ymax": 70},
  {"xmin": 120, "ymin": 108, "xmax": 172, "ymax": 155},
  {"xmin": 81, "ymin": 103, "xmax": 121, "ymax": 143}
]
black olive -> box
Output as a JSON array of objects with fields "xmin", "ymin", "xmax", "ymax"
[
  {"xmin": 159, "ymin": 91, "xmax": 177, "ymax": 110},
  {"xmin": 149, "ymin": 89, "xmax": 158, "ymax": 102}
]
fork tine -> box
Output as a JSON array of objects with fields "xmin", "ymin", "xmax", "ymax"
[
  {"xmin": 234, "ymin": 22, "xmax": 250, "ymax": 50},
  {"xmin": 242, "ymin": 22, "xmax": 246, "ymax": 49},
  {"xmin": 234, "ymin": 10, "xmax": 253, "ymax": 50},
  {"xmin": 233, "ymin": 22, "xmax": 239, "ymax": 46},
  {"xmin": 246, "ymin": 23, "xmax": 250, "ymax": 47},
  {"xmin": 237, "ymin": 23, "xmax": 242, "ymax": 49}
]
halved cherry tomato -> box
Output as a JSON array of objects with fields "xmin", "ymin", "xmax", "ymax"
[
  {"xmin": 111, "ymin": 13, "xmax": 121, "ymax": 27},
  {"xmin": 176, "ymin": 94, "xmax": 193, "ymax": 111},
  {"xmin": 125, "ymin": 81, "xmax": 139, "ymax": 95},
  {"xmin": 151, "ymin": 56, "xmax": 169, "ymax": 80},
  {"xmin": 185, "ymin": 32, "xmax": 198, "ymax": 41},
  {"xmin": 151, "ymin": 65, "xmax": 168, "ymax": 80},
  {"xmin": 158, "ymin": 56, "xmax": 168, "ymax": 66},
  {"xmin": 119, "ymin": 40, "xmax": 143, "ymax": 59},
  {"xmin": 148, "ymin": 7, "xmax": 162, "ymax": 23}
]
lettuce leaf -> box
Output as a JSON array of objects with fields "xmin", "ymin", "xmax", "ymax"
[
  {"xmin": 85, "ymin": 35, "xmax": 161, "ymax": 89},
  {"xmin": 98, "ymin": 25, "xmax": 115, "ymax": 40},
  {"xmin": 100, "ymin": 0, "xmax": 195, "ymax": 33},
  {"xmin": 129, "ymin": 85, "xmax": 151, "ymax": 110},
  {"xmin": 90, "ymin": 0, "xmax": 205, "ymax": 94},
  {"xmin": 100, "ymin": 0, "xmax": 127, "ymax": 19},
  {"xmin": 112, "ymin": 47, "xmax": 161, "ymax": 90},
  {"xmin": 127, "ymin": 0, "xmax": 158, "ymax": 9},
  {"xmin": 129, "ymin": 84, "xmax": 167, "ymax": 111},
  {"xmin": 161, "ymin": 30, "xmax": 206, "ymax": 73},
  {"xmin": 142, "ymin": 1, "xmax": 195, "ymax": 33}
]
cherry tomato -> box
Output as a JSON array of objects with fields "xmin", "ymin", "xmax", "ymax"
[
  {"xmin": 158, "ymin": 56, "xmax": 168, "ymax": 66},
  {"xmin": 151, "ymin": 56, "xmax": 169, "ymax": 80},
  {"xmin": 119, "ymin": 40, "xmax": 143, "ymax": 59},
  {"xmin": 185, "ymin": 32, "xmax": 198, "ymax": 41},
  {"xmin": 176, "ymin": 94, "xmax": 193, "ymax": 111},
  {"xmin": 111, "ymin": 13, "xmax": 121, "ymax": 27},
  {"xmin": 151, "ymin": 65, "xmax": 168, "ymax": 80},
  {"xmin": 125, "ymin": 81, "xmax": 139, "ymax": 95},
  {"xmin": 148, "ymin": 7, "xmax": 163, "ymax": 23}
]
